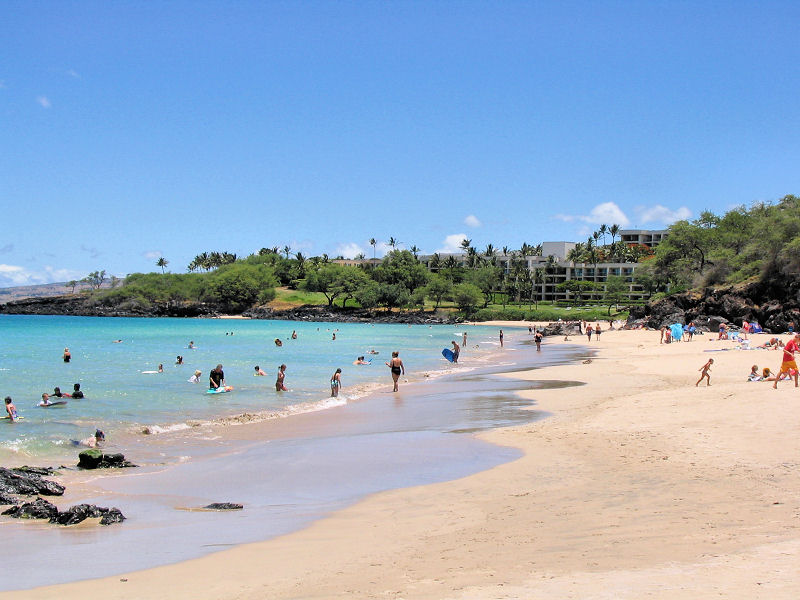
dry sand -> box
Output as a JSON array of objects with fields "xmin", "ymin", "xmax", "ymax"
[{"xmin": 6, "ymin": 327, "xmax": 799, "ymax": 599}]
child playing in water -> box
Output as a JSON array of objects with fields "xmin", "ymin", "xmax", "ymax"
[
  {"xmin": 5, "ymin": 396, "xmax": 18, "ymax": 421},
  {"xmin": 696, "ymin": 358, "xmax": 713, "ymax": 386}
]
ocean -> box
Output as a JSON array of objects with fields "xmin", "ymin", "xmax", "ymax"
[{"xmin": 0, "ymin": 315, "xmax": 507, "ymax": 461}]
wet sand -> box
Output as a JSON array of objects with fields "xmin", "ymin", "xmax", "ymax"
[{"xmin": 5, "ymin": 326, "xmax": 799, "ymax": 599}]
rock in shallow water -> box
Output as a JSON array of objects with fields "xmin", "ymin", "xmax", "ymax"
[
  {"xmin": 77, "ymin": 450, "xmax": 137, "ymax": 469},
  {"xmin": 203, "ymin": 502, "xmax": 244, "ymax": 510},
  {"xmin": 2, "ymin": 498, "xmax": 126, "ymax": 526},
  {"xmin": 52, "ymin": 503, "xmax": 126, "ymax": 526},
  {"xmin": 2, "ymin": 497, "xmax": 59, "ymax": 520}
]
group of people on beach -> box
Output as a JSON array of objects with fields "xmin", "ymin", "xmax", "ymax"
[{"xmin": 696, "ymin": 332, "xmax": 800, "ymax": 388}]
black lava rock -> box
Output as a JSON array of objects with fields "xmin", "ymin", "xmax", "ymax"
[
  {"xmin": 203, "ymin": 502, "xmax": 243, "ymax": 510},
  {"xmin": 2, "ymin": 497, "xmax": 59, "ymax": 520},
  {"xmin": 0, "ymin": 467, "xmax": 65, "ymax": 497}
]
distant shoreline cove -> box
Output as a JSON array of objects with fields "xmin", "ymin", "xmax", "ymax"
[{"xmin": 0, "ymin": 296, "xmax": 461, "ymax": 323}]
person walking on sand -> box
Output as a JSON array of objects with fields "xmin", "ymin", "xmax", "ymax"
[
  {"xmin": 330, "ymin": 368, "xmax": 342, "ymax": 397},
  {"xmin": 451, "ymin": 340, "xmax": 460, "ymax": 363},
  {"xmin": 773, "ymin": 333, "xmax": 800, "ymax": 389},
  {"xmin": 276, "ymin": 364, "xmax": 288, "ymax": 391},
  {"xmin": 586, "ymin": 324, "xmax": 593, "ymax": 342},
  {"xmin": 696, "ymin": 358, "xmax": 713, "ymax": 387},
  {"xmin": 499, "ymin": 330, "xmax": 504, "ymax": 348},
  {"xmin": 386, "ymin": 351, "xmax": 404, "ymax": 392}
]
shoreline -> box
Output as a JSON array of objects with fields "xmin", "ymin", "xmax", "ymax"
[
  {"xmin": 6, "ymin": 328, "xmax": 799, "ymax": 598},
  {"xmin": 1, "ymin": 326, "xmax": 582, "ymax": 592}
]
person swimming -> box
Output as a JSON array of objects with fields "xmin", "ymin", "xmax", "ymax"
[
  {"xmin": 275, "ymin": 338, "xmax": 283, "ymax": 347},
  {"xmin": 254, "ymin": 365, "xmax": 267, "ymax": 376},
  {"xmin": 353, "ymin": 356, "xmax": 370, "ymax": 365},
  {"xmin": 71, "ymin": 383, "xmax": 84, "ymax": 398}
]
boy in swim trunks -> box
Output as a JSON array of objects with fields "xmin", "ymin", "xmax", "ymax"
[
  {"xmin": 773, "ymin": 334, "xmax": 800, "ymax": 389},
  {"xmin": 5, "ymin": 396, "xmax": 18, "ymax": 421}
]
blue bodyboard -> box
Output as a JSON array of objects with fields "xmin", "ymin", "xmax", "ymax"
[{"xmin": 442, "ymin": 348, "xmax": 455, "ymax": 362}]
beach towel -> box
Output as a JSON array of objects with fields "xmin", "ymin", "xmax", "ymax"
[{"xmin": 670, "ymin": 323, "xmax": 683, "ymax": 342}]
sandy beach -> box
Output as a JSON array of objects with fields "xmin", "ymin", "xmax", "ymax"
[{"xmin": 5, "ymin": 325, "xmax": 799, "ymax": 599}]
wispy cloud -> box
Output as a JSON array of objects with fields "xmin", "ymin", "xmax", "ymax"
[
  {"xmin": 436, "ymin": 233, "xmax": 468, "ymax": 254},
  {"xmin": 80, "ymin": 245, "xmax": 101, "ymax": 259},
  {"xmin": 555, "ymin": 202, "xmax": 630, "ymax": 227},
  {"xmin": 0, "ymin": 243, "xmax": 13, "ymax": 254},
  {"xmin": 635, "ymin": 204, "xmax": 691, "ymax": 225},
  {"xmin": 336, "ymin": 242, "xmax": 365, "ymax": 259},
  {"xmin": 143, "ymin": 250, "xmax": 162, "ymax": 260},
  {"xmin": 464, "ymin": 214, "xmax": 481, "ymax": 228},
  {"xmin": 66, "ymin": 69, "xmax": 81, "ymax": 79},
  {"xmin": 37, "ymin": 96, "xmax": 51, "ymax": 109}
]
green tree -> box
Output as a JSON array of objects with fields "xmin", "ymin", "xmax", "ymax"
[
  {"xmin": 603, "ymin": 275, "xmax": 628, "ymax": 315},
  {"xmin": 424, "ymin": 274, "xmax": 453, "ymax": 308},
  {"xmin": 452, "ymin": 282, "xmax": 482, "ymax": 314},
  {"xmin": 156, "ymin": 257, "xmax": 169, "ymax": 273}
]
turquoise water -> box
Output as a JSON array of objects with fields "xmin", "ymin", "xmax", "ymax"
[{"xmin": 0, "ymin": 315, "xmax": 499, "ymax": 460}]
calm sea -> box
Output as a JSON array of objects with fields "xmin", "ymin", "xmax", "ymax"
[{"xmin": 0, "ymin": 314, "xmax": 501, "ymax": 461}]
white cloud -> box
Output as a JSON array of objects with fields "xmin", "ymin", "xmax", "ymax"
[
  {"xmin": 143, "ymin": 251, "xmax": 162, "ymax": 260},
  {"xmin": 66, "ymin": 69, "xmax": 81, "ymax": 79},
  {"xmin": 464, "ymin": 214, "xmax": 481, "ymax": 228},
  {"xmin": 37, "ymin": 96, "xmax": 51, "ymax": 109},
  {"xmin": 0, "ymin": 264, "xmax": 84, "ymax": 287},
  {"xmin": 555, "ymin": 201, "xmax": 630, "ymax": 227},
  {"xmin": 436, "ymin": 233, "xmax": 469, "ymax": 254},
  {"xmin": 636, "ymin": 204, "xmax": 691, "ymax": 225},
  {"xmin": 336, "ymin": 242, "xmax": 365, "ymax": 259}
]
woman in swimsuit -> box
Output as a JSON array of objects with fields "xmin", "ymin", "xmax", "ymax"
[
  {"xmin": 385, "ymin": 351, "xmax": 405, "ymax": 392},
  {"xmin": 276, "ymin": 364, "xmax": 288, "ymax": 391},
  {"xmin": 330, "ymin": 368, "xmax": 342, "ymax": 397}
]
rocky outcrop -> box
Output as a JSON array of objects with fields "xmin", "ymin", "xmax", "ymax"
[
  {"xmin": 0, "ymin": 295, "xmax": 219, "ymax": 318},
  {"xmin": 0, "ymin": 467, "xmax": 65, "ymax": 497},
  {"xmin": 627, "ymin": 280, "xmax": 800, "ymax": 332},
  {"xmin": 78, "ymin": 450, "xmax": 137, "ymax": 469},
  {"xmin": 244, "ymin": 304, "xmax": 457, "ymax": 324}
]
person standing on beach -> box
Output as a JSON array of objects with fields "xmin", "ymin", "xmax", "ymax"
[
  {"xmin": 451, "ymin": 340, "xmax": 460, "ymax": 363},
  {"xmin": 330, "ymin": 368, "xmax": 342, "ymax": 397},
  {"xmin": 586, "ymin": 324, "xmax": 593, "ymax": 342},
  {"xmin": 773, "ymin": 333, "xmax": 800, "ymax": 389},
  {"xmin": 534, "ymin": 331, "xmax": 543, "ymax": 351},
  {"xmin": 695, "ymin": 358, "xmax": 713, "ymax": 387},
  {"xmin": 594, "ymin": 323, "xmax": 601, "ymax": 340},
  {"xmin": 276, "ymin": 364, "xmax": 288, "ymax": 391},
  {"xmin": 386, "ymin": 351, "xmax": 404, "ymax": 392},
  {"xmin": 209, "ymin": 364, "xmax": 225, "ymax": 390},
  {"xmin": 63, "ymin": 348, "xmax": 71, "ymax": 363},
  {"xmin": 499, "ymin": 330, "xmax": 504, "ymax": 348}
]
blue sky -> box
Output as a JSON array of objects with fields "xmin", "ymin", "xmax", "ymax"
[{"xmin": 2, "ymin": 1, "xmax": 799, "ymax": 286}]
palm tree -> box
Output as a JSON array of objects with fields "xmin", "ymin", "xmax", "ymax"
[
  {"xmin": 387, "ymin": 237, "xmax": 400, "ymax": 251},
  {"xmin": 545, "ymin": 255, "xmax": 558, "ymax": 302},
  {"xmin": 429, "ymin": 253, "xmax": 442, "ymax": 272},
  {"xmin": 599, "ymin": 223, "xmax": 608, "ymax": 246},
  {"xmin": 67, "ymin": 280, "xmax": 78, "ymax": 294},
  {"xmin": 369, "ymin": 238, "xmax": 377, "ymax": 258},
  {"xmin": 409, "ymin": 245, "xmax": 421, "ymax": 259},
  {"xmin": 283, "ymin": 245, "xmax": 292, "ymax": 259},
  {"xmin": 156, "ymin": 257, "xmax": 169, "ymax": 273},
  {"xmin": 460, "ymin": 238, "xmax": 472, "ymax": 253},
  {"xmin": 609, "ymin": 223, "xmax": 620, "ymax": 245}
]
